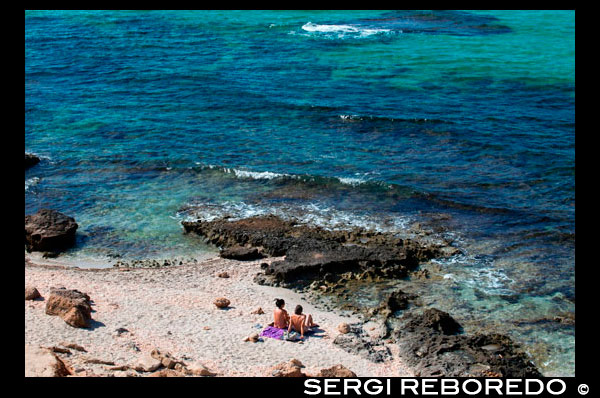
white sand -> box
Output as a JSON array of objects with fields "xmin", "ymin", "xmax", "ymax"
[{"xmin": 25, "ymin": 255, "xmax": 414, "ymax": 377}]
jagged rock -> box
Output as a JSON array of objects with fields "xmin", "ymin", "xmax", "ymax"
[
  {"xmin": 63, "ymin": 307, "xmax": 88, "ymax": 328},
  {"xmin": 107, "ymin": 365, "xmax": 129, "ymax": 371},
  {"xmin": 48, "ymin": 346, "xmax": 71, "ymax": 354},
  {"xmin": 25, "ymin": 286, "xmax": 41, "ymax": 300},
  {"xmin": 25, "ymin": 153, "xmax": 40, "ymax": 169},
  {"xmin": 182, "ymin": 215, "xmax": 451, "ymax": 286},
  {"xmin": 213, "ymin": 297, "xmax": 230, "ymax": 309},
  {"xmin": 333, "ymin": 324, "xmax": 392, "ymax": 363},
  {"xmin": 369, "ymin": 289, "xmax": 418, "ymax": 319},
  {"xmin": 150, "ymin": 348, "xmax": 181, "ymax": 369},
  {"xmin": 217, "ymin": 272, "xmax": 230, "ymax": 278},
  {"xmin": 133, "ymin": 355, "xmax": 162, "ymax": 372},
  {"xmin": 60, "ymin": 343, "xmax": 87, "ymax": 352},
  {"xmin": 393, "ymin": 308, "xmax": 541, "ymax": 377},
  {"xmin": 315, "ymin": 364, "xmax": 357, "ymax": 377},
  {"xmin": 25, "ymin": 209, "xmax": 78, "ymax": 252},
  {"xmin": 147, "ymin": 369, "xmax": 183, "ymax": 377},
  {"xmin": 269, "ymin": 359, "xmax": 306, "ymax": 377},
  {"xmin": 45, "ymin": 288, "xmax": 92, "ymax": 328},
  {"xmin": 25, "ymin": 345, "xmax": 71, "ymax": 377},
  {"xmin": 402, "ymin": 308, "xmax": 462, "ymax": 335},
  {"xmin": 84, "ymin": 358, "xmax": 115, "ymax": 365},
  {"xmin": 250, "ymin": 307, "xmax": 265, "ymax": 315},
  {"xmin": 182, "ymin": 361, "xmax": 217, "ymax": 376}
]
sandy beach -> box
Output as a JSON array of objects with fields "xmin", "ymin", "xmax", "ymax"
[{"xmin": 25, "ymin": 254, "xmax": 414, "ymax": 377}]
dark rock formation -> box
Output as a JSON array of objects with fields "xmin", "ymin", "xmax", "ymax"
[
  {"xmin": 25, "ymin": 153, "xmax": 40, "ymax": 169},
  {"xmin": 219, "ymin": 246, "xmax": 263, "ymax": 261},
  {"xmin": 371, "ymin": 289, "xmax": 418, "ymax": 319},
  {"xmin": 183, "ymin": 215, "xmax": 455, "ymax": 287},
  {"xmin": 393, "ymin": 308, "xmax": 541, "ymax": 377},
  {"xmin": 333, "ymin": 323, "xmax": 392, "ymax": 363},
  {"xmin": 25, "ymin": 209, "xmax": 78, "ymax": 253}
]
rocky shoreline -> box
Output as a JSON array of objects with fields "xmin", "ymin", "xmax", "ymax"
[
  {"xmin": 182, "ymin": 215, "xmax": 542, "ymax": 377},
  {"xmin": 26, "ymin": 209, "xmax": 542, "ymax": 377}
]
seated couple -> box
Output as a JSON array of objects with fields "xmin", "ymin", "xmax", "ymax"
[{"xmin": 273, "ymin": 298, "xmax": 318, "ymax": 340}]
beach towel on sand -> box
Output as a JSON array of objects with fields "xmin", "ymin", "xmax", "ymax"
[
  {"xmin": 260, "ymin": 326, "xmax": 286, "ymax": 340},
  {"xmin": 260, "ymin": 326, "xmax": 316, "ymax": 341}
]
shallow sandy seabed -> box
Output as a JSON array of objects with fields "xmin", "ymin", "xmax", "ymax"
[{"xmin": 25, "ymin": 255, "xmax": 414, "ymax": 377}]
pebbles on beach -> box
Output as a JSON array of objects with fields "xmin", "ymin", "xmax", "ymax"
[{"xmin": 25, "ymin": 255, "xmax": 414, "ymax": 377}]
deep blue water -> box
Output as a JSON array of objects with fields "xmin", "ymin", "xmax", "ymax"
[{"xmin": 25, "ymin": 10, "xmax": 574, "ymax": 375}]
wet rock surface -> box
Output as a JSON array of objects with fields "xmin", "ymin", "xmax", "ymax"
[
  {"xmin": 25, "ymin": 153, "xmax": 40, "ymax": 169},
  {"xmin": 25, "ymin": 209, "xmax": 78, "ymax": 253},
  {"xmin": 333, "ymin": 323, "xmax": 392, "ymax": 363},
  {"xmin": 392, "ymin": 308, "xmax": 542, "ymax": 377},
  {"xmin": 183, "ymin": 215, "xmax": 456, "ymax": 287},
  {"xmin": 182, "ymin": 214, "xmax": 541, "ymax": 377}
]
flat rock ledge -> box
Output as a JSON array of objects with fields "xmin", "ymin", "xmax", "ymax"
[{"xmin": 182, "ymin": 215, "xmax": 459, "ymax": 288}]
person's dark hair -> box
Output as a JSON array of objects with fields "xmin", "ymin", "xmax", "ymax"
[
  {"xmin": 275, "ymin": 298, "xmax": 285, "ymax": 308},
  {"xmin": 295, "ymin": 305, "xmax": 303, "ymax": 315}
]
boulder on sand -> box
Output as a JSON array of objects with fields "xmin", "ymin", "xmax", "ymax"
[
  {"xmin": 25, "ymin": 286, "xmax": 41, "ymax": 300},
  {"xmin": 25, "ymin": 209, "xmax": 78, "ymax": 253},
  {"xmin": 45, "ymin": 287, "xmax": 92, "ymax": 328},
  {"xmin": 213, "ymin": 297, "xmax": 230, "ymax": 309},
  {"xmin": 134, "ymin": 354, "xmax": 162, "ymax": 372},
  {"xmin": 337, "ymin": 323, "xmax": 351, "ymax": 334},
  {"xmin": 25, "ymin": 344, "xmax": 71, "ymax": 377},
  {"xmin": 269, "ymin": 359, "xmax": 306, "ymax": 377}
]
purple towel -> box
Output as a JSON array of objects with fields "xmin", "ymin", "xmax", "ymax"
[{"xmin": 260, "ymin": 326, "xmax": 286, "ymax": 340}]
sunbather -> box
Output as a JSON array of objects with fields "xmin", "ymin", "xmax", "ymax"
[
  {"xmin": 288, "ymin": 305, "xmax": 318, "ymax": 340},
  {"xmin": 273, "ymin": 298, "xmax": 290, "ymax": 328}
]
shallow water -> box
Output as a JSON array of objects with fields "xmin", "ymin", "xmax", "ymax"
[{"xmin": 25, "ymin": 10, "xmax": 574, "ymax": 376}]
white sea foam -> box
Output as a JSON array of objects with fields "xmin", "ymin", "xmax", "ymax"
[
  {"xmin": 178, "ymin": 200, "xmax": 413, "ymax": 234},
  {"xmin": 25, "ymin": 177, "xmax": 40, "ymax": 192},
  {"xmin": 300, "ymin": 22, "xmax": 392, "ymax": 38},
  {"xmin": 337, "ymin": 177, "xmax": 368, "ymax": 186},
  {"xmin": 231, "ymin": 169, "xmax": 286, "ymax": 180},
  {"xmin": 432, "ymin": 253, "xmax": 515, "ymax": 296},
  {"xmin": 198, "ymin": 163, "xmax": 385, "ymax": 187}
]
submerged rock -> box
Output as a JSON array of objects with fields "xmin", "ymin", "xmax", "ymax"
[{"xmin": 25, "ymin": 209, "xmax": 78, "ymax": 253}]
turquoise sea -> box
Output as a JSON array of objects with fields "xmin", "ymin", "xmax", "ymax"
[{"xmin": 25, "ymin": 10, "xmax": 575, "ymax": 375}]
